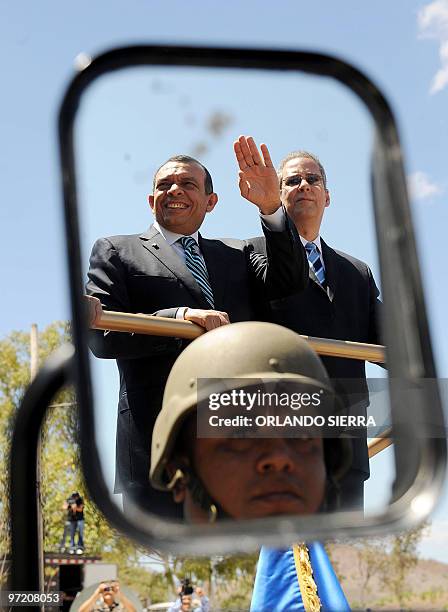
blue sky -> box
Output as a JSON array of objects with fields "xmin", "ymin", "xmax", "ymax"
[{"xmin": 2, "ymin": 0, "xmax": 448, "ymax": 561}]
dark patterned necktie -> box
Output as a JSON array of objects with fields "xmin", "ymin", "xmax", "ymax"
[
  {"xmin": 179, "ymin": 236, "xmax": 215, "ymax": 308},
  {"xmin": 305, "ymin": 242, "xmax": 326, "ymax": 286}
]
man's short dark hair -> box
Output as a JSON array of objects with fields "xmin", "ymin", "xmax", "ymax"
[
  {"xmin": 278, "ymin": 150, "xmax": 327, "ymax": 190},
  {"xmin": 153, "ymin": 155, "xmax": 214, "ymax": 194}
]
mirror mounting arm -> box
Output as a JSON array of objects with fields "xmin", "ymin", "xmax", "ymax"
[{"xmin": 9, "ymin": 344, "xmax": 74, "ymax": 592}]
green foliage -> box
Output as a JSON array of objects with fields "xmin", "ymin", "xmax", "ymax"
[
  {"xmin": 219, "ymin": 587, "xmax": 253, "ymax": 611},
  {"xmin": 351, "ymin": 537, "xmax": 388, "ymax": 607},
  {"xmin": 214, "ymin": 553, "xmax": 258, "ymax": 581},
  {"xmin": 0, "ymin": 322, "xmax": 260, "ymax": 608},
  {"xmin": 117, "ymin": 564, "xmax": 172, "ymax": 606},
  {"xmin": 380, "ymin": 523, "xmax": 429, "ymax": 608},
  {"xmin": 343, "ymin": 523, "xmax": 430, "ymax": 609},
  {"xmin": 139, "ymin": 552, "xmax": 258, "ymax": 608},
  {"xmin": 214, "ymin": 569, "xmax": 255, "ymax": 610},
  {"xmin": 419, "ymin": 587, "xmax": 446, "ymax": 603},
  {"xmin": 0, "ymin": 323, "xmax": 72, "ymax": 567},
  {"xmin": 0, "ymin": 321, "xmax": 161, "ymax": 593},
  {"xmin": 212, "ymin": 553, "xmax": 258, "ymax": 609},
  {"xmin": 170, "ymin": 555, "xmax": 213, "ymax": 589}
]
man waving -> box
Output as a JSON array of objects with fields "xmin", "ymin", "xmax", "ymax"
[{"xmin": 86, "ymin": 136, "xmax": 307, "ymax": 515}]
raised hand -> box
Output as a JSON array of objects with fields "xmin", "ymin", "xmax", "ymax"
[{"xmin": 234, "ymin": 135, "xmax": 280, "ymax": 214}]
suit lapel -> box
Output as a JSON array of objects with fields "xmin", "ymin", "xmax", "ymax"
[
  {"xmin": 199, "ymin": 235, "xmax": 228, "ymax": 309},
  {"xmin": 139, "ymin": 226, "xmax": 210, "ymax": 307},
  {"xmin": 308, "ymin": 264, "xmax": 331, "ymax": 300},
  {"xmin": 297, "ymin": 231, "xmax": 336, "ymax": 301},
  {"xmin": 320, "ymin": 239, "xmax": 338, "ymax": 302}
]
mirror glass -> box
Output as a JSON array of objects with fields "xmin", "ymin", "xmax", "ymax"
[{"xmin": 74, "ymin": 64, "xmax": 393, "ymax": 527}]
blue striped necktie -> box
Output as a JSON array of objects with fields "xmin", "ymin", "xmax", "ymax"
[
  {"xmin": 305, "ymin": 242, "xmax": 326, "ymax": 286},
  {"xmin": 179, "ymin": 236, "xmax": 215, "ymax": 308}
]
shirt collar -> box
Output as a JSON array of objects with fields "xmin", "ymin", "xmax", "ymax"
[
  {"xmin": 299, "ymin": 234, "xmax": 323, "ymax": 254},
  {"xmin": 153, "ymin": 220, "xmax": 200, "ymax": 246}
]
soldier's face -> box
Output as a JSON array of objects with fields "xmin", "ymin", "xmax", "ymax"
[
  {"xmin": 188, "ymin": 436, "xmax": 326, "ymax": 520},
  {"xmin": 148, "ymin": 162, "xmax": 218, "ymax": 235}
]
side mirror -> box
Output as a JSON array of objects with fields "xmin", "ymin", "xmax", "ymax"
[{"xmin": 59, "ymin": 44, "xmax": 446, "ymax": 554}]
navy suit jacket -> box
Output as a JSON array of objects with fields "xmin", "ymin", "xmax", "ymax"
[
  {"xmin": 86, "ymin": 222, "xmax": 307, "ymax": 492},
  {"xmin": 249, "ymin": 235, "xmax": 383, "ymax": 478}
]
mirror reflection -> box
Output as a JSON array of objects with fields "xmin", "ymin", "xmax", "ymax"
[{"xmin": 75, "ymin": 65, "xmax": 392, "ymax": 525}]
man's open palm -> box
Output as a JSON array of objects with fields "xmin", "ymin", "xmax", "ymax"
[{"xmin": 234, "ymin": 135, "xmax": 280, "ymax": 214}]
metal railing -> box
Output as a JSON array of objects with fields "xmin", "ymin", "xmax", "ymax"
[{"xmin": 86, "ymin": 296, "xmax": 391, "ymax": 457}]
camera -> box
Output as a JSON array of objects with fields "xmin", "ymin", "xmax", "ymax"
[
  {"xmin": 180, "ymin": 578, "xmax": 193, "ymax": 597},
  {"xmin": 67, "ymin": 492, "xmax": 80, "ymax": 506}
]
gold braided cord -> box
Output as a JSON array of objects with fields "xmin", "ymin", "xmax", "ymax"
[{"xmin": 293, "ymin": 543, "xmax": 321, "ymax": 612}]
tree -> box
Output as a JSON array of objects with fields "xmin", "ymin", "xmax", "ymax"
[
  {"xmin": 381, "ymin": 523, "xmax": 429, "ymax": 608},
  {"xmin": 352, "ymin": 538, "xmax": 388, "ymax": 607},
  {"xmin": 0, "ymin": 322, "xmax": 73, "ymax": 582},
  {"xmin": 214, "ymin": 553, "xmax": 258, "ymax": 609},
  {"xmin": 0, "ymin": 322, "xmax": 152, "ymax": 590},
  {"xmin": 117, "ymin": 564, "xmax": 172, "ymax": 607},
  {"xmin": 148, "ymin": 551, "xmax": 259, "ymax": 609},
  {"xmin": 0, "ymin": 322, "xmax": 260, "ymax": 607}
]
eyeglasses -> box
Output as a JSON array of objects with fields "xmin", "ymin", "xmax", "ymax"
[{"xmin": 283, "ymin": 173, "xmax": 323, "ymax": 187}]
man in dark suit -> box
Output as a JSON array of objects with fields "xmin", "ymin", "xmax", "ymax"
[
  {"xmin": 86, "ymin": 137, "xmax": 307, "ymax": 515},
  {"xmin": 256, "ymin": 150, "xmax": 382, "ymax": 509}
]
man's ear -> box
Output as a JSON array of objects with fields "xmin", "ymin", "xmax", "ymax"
[
  {"xmin": 148, "ymin": 194, "xmax": 155, "ymax": 212},
  {"xmin": 325, "ymin": 189, "xmax": 330, "ymax": 207},
  {"xmin": 206, "ymin": 193, "xmax": 218, "ymax": 213}
]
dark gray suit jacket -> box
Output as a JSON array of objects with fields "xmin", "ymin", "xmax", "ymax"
[
  {"xmin": 86, "ymin": 222, "xmax": 307, "ymax": 493},
  {"xmin": 250, "ymin": 235, "xmax": 382, "ymax": 479}
]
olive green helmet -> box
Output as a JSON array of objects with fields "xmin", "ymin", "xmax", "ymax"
[{"xmin": 150, "ymin": 321, "xmax": 351, "ymax": 494}]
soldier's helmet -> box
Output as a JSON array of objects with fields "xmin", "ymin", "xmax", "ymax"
[{"xmin": 150, "ymin": 321, "xmax": 352, "ymax": 506}]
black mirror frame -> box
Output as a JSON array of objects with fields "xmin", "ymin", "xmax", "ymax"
[
  {"xmin": 58, "ymin": 44, "xmax": 446, "ymax": 554},
  {"xmin": 10, "ymin": 345, "xmax": 74, "ymax": 591}
]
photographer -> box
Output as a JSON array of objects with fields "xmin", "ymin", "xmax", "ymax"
[
  {"xmin": 71, "ymin": 492, "xmax": 85, "ymax": 553},
  {"xmin": 59, "ymin": 492, "xmax": 84, "ymax": 554},
  {"xmin": 79, "ymin": 580, "xmax": 136, "ymax": 612},
  {"xmin": 59, "ymin": 497, "xmax": 73, "ymax": 553},
  {"xmin": 168, "ymin": 581, "xmax": 209, "ymax": 612}
]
